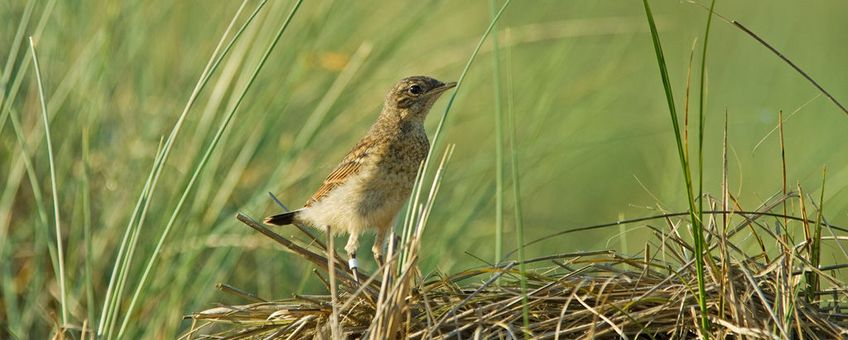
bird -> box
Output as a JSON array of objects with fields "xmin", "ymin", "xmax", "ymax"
[{"xmin": 264, "ymin": 76, "xmax": 456, "ymax": 281}]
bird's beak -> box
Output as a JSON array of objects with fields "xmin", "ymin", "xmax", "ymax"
[{"xmin": 427, "ymin": 81, "xmax": 457, "ymax": 96}]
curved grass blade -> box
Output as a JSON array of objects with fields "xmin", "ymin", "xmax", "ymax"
[
  {"xmin": 29, "ymin": 36, "xmax": 68, "ymax": 328},
  {"xmin": 116, "ymin": 1, "xmax": 304, "ymax": 337},
  {"xmin": 641, "ymin": 0, "xmax": 710, "ymax": 334}
]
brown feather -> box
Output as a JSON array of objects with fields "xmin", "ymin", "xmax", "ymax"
[{"xmin": 305, "ymin": 136, "xmax": 375, "ymax": 206}]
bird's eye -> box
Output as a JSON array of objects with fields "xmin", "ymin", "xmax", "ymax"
[{"xmin": 408, "ymin": 85, "xmax": 423, "ymax": 95}]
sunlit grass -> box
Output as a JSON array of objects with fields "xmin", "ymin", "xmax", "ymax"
[{"xmin": 1, "ymin": 0, "xmax": 847, "ymax": 338}]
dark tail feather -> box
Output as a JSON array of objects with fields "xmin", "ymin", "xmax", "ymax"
[{"xmin": 264, "ymin": 210, "xmax": 297, "ymax": 225}]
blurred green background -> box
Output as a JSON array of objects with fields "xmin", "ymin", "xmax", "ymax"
[{"xmin": 2, "ymin": 0, "xmax": 847, "ymax": 337}]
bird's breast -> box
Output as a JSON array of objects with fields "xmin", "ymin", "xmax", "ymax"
[{"xmin": 379, "ymin": 126, "xmax": 429, "ymax": 176}]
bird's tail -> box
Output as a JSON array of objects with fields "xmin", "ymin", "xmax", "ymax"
[{"xmin": 264, "ymin": 210, "xmax": 299, "ymax": 226}]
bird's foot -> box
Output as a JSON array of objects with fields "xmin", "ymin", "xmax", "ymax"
[{"xmin": 348, "ymin": 257, "xmax": 360, "ymax": 283}]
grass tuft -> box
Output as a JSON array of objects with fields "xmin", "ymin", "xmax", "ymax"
[{"xmin": 188, "ymin": 194, "xmax": 848, "ymax": 339}]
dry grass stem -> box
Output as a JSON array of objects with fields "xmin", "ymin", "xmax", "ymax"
[{"xmin": 189, "ymin": 197, "xmax": 848, "ymax": 339}]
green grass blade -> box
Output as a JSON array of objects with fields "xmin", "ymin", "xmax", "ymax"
[
  {"xmin": 99, "ymin": 138, "xmax": 165, "ymax": 337},
  {"xmin": 4, "ymin": 107, "xmax": 55, "ymax": 336},
  {"xmin": 809, "ymin": 167, "xmax": 826, "ymax": 301},
  {"xmin": 122, "ymin": 0, "xmax": 263, "ymax": 243},
  {"xmin": 81, "ymin": 128, "xmax": 96, "ymax": 331},
  {"xmin": 116, "ymin": 1, "xmax": 304, "ymax": 337},
  {"xmin": 696, "ymin": 0, "xmax": 716, "ymax": 288},
  {"xmin": 489, "ymin": 0, "xmax": 506, "ymax": 266},
  {"xmin": 0, "ymin": 0, "xmax": 56, "ymax": 136},
  {"xmin": 0, "ymin": 0, "xmax": 58, "ymax": 243},
  {"xmin": 696, "ymin": 1, "xmax": 716, "ymax": 332},
  {"xmin": 398, "ymin": 0, "xmax": 511, "ymax": 272},
  {"xmin": 506, "ymin": 41, "xmax": 530, "ymax": 334},
  {"xmin": 0, "ymin": 0, "xmax": 34, "ymax": 131},
  {"xmin": 99, "ymin": 0, "xmax": 259, "ymax": 335},
  {"xmin": 424, "ymin": 0, "xmax": 511, "ymax": 177},
  {"xmin": 640, "ymin": 0, "xmax": 711, "ymax": 335},
  {"xmin": 29, "ymin": 36, "xmax": 68, "ymax": 328},
  {"xmin": 103, "ymin": 141, "xmax": 168, "ymax": 338}
]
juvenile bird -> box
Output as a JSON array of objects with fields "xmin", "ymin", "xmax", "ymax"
[{"xmin": 264, "ymin": 76, "xmax": 456, "ymax": 280}]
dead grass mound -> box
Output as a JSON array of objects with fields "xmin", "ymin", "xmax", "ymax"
[{"xmin": 185, "ymin": 194, "xmax": 848, "ymax": 339}]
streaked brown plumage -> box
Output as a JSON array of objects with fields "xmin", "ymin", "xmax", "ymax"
[{"xmin": 265, "ymin": 76, "xmax": 456, "ymax": 277}]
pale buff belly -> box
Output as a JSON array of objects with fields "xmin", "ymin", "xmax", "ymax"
[{"xmin": 296, "ymin": 167, "xmax": 413, "ymax": 236}]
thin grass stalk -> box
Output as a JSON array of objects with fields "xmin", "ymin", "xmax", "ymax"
[
  {"xmin": 179, "ymin": 16, "xmax": 263, "ymax": 175},
  {"xmin": 489, "ymin": 0, "xmax": 505, "ymax": 266},
  {"xmin": 376, "ymin": 148, "xmax": 454, "ymax": 338},
  {"xmin": 0, "ymin": 0, "xmax": 34, "ymax": 130},
  {"xmin": 0, "ymin": 0, "xmax": 56, "ymax": 179},
  {"xmin": 512, "ymin": 208, "xmax": 848, "ymax": 258},
  {"xmin": 0, "ymin": 0, "xmax": 56, "ymax": 136},
  {"xmin": 683, "ymin": 38, "xmax": 696, "ymax": 168},
  {"xmin": 729, "ymin": 21, "xmax": 848, "ymax": 116},
  {"xmin": 102, "ymin": 173, "xmax": 161, "ymax": 336},
  {"xmin": 119, "ymin": 0, "xmax": 260, "ymax": 249},
  {"xmin": 810, "ymin": 167, "xmax": 826, "ymax": 302},
  {"xmin": 400, "ymin": 148, "xmax": 453, "ymax": 272},
  {"xmin": 718, "ymin": 109, "xmax": 729, "ymax": 319},
  {"xmin": 686, "ymin": 3, "xmax": 848, "ymax": 116},
  {"xmin": 398, "ymin": 162, "xmax": 425, "ymax": 272},
  {"xmin": 29, "ymin": 36, "xmax": 67, "ymax": 328},
  {"xmin": 199, "ymin": 129, "xmax": 263, "ymax": 225},
  {"xmin": 698, "ymin": 0, "xmax": 716, "ymax": 252},
  {"xmin": 640, "ymin": 0, "xmax": 710, "ymax": 335},
  {"xmin": 796, "ymin": 185, "xmax": 813, "ymax": 320},
  {"xmin": 81, "ymin": 128, "xmax": 96, "ymax": 332},
  {"xmin": 422, "ymin": 0, "xmax": 511, "ymax": 189},
  {"xmin": 116, "ymin": 1, "xmax": 304, "ymax": 337},
  {"xmin": 4, "ymin": 107, "xmax": 54, "ymax": 336},
  {"xmin": 105, "ymin": 140, "xmax": 168, "ymax": 337},
  {"xmin": 697, "ymin": 1, "xmax": 717, "ymax": 333},
  {"xmin": 505, "ymin": 30, "xmax": 530, "ymax": 334},
  {"xmin": 101, "ymin": 139, "xmax": 166, "ymax": 338},
  {"xmin": 752, "ymin": 94, "xmax": 821, "ymax": 154},
  {"xmin": 778, "ymin": 110, "xmax": 788, "ymax": 241},
  {"xmin": 3, "ymin": 107, "xmax": 52, "ymax": 257},
  {"xmin": 99, "ymin": 1, "xmax": 257, "ymax": 335},
  {"xmin": 721, "ymin": 109, "xmax": 729, "ymax": 233},
  {"xmin": 415, "ymin": 145, "xmax": 456, "ymax": 237},
  {"xmin": 327, "ymin": 231, "xmax": 340, "ymax": 339},
  {"xmin": 1, "ymin": 34, "xmax": 98, "ymax": 301},
  {"xmin": 107, "ymin": 0, "xmax": 258, "ymax": 335},
  {"xmin": 1, "ymin": 18, "xmax": 84, "ymax": 332},
  {"xmin": 798, "ymin": 186, "xmax": 811, "ymax": 254},
  {"xmin": 392, "ymin": 0, "xmax": 511, "ymax": 266}
]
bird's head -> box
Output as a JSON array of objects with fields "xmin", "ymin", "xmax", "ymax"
[{"xmin": 384, "ymin": 76, "xmax": 456, "ymax": 121}]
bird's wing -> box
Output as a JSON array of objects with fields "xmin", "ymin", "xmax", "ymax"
[{"xmin": 305, "ymin": 136, "xmax": 375, "ymax": 207}]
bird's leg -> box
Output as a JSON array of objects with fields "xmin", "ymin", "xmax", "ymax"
[
  {"xmin": 372, "ymin": 229, "xmax": 388, "ymax": 268},
  {"xmin": 344, "ymin": 232, "xmax": 361, "ymax": 283}
]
